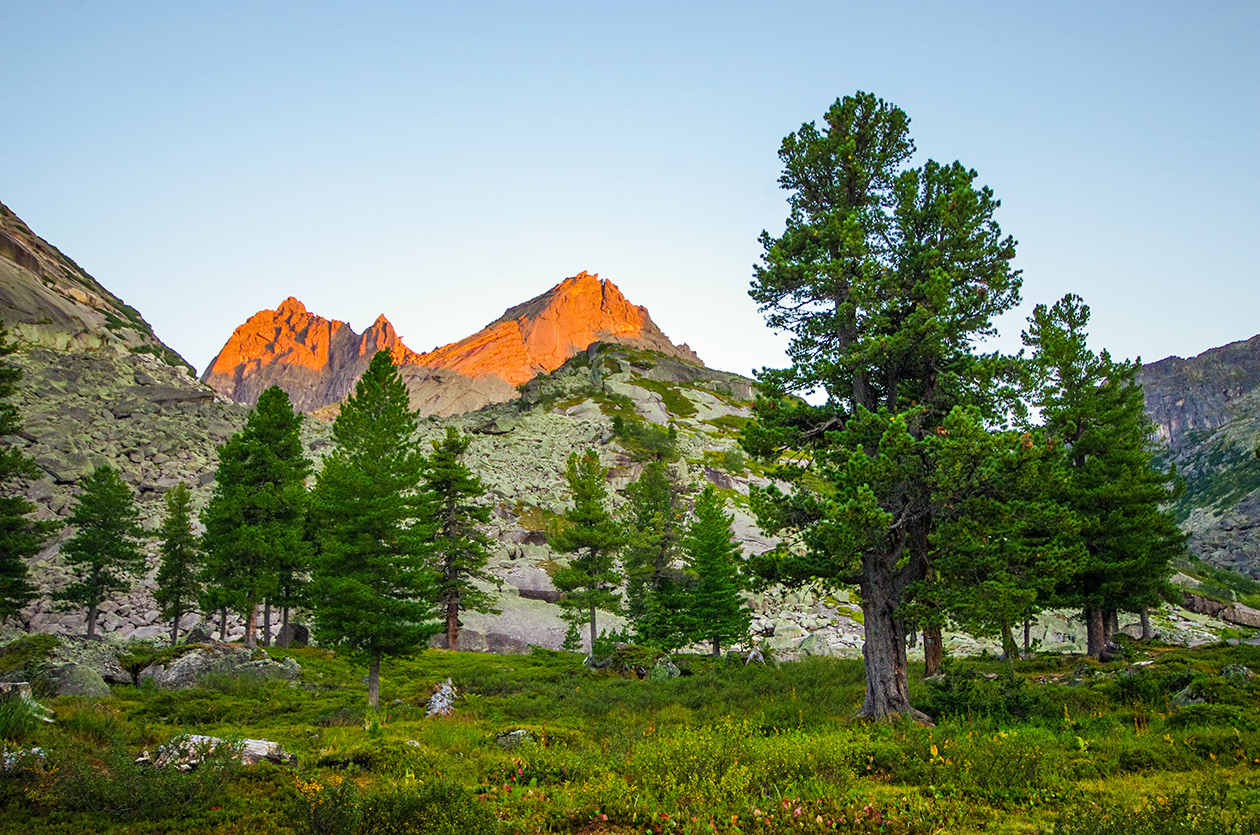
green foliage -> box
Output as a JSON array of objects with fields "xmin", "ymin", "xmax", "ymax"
[
  {"xmin": 0, "ymin": 325, "xmax": 58, "ymax": 619},
  {"xmin": 310, "ymin": 351, "xmax": 440, "ymax": 707},
  {"xmin": 1024, "ymin": 294, "xmax": 1185, "ymax": 655},
  {"xmin": 201, "ymin": 385, "xmax": 311, "ymax": 646},
  {"xmin": 611, "ymin": 414, "xmax": 679, "ymax": 461},
  {"xmin": 0, "ymin": 692, "xmax": 43, "ymax": 741},
  {"xmin": 745, "ymin": 91, "xmax": 1023, "ymax": 718},
  {"xmin": 54, "ymin": 466, "xmax": 144, "ymax": 638},
  {"xmin": 1054, "ymin": 786, "xmax": 1260, "ymax": 835},
  {"xmin": 295, "ymin": 777, "xmax": 503, "ymax": 835},
  {"xmin": 549, "ymin": 449, "xmax": 626, "ymax": 648},
  {"xmin": 620, "ymin": 462, "xmax": 688, "ymax": 649},
  {"xmin": 421, "ymin": 426, "xmax": 499, "ymax": 649},
  {"xmin": 0, "ymin": 633, "xmax": 58, "ymax": 676},
  {"xmin": 681, "ymin": 485, "xmax": 751, "ymax": 656},
  {"xmin": 153, "ymin": 482, "xmax": 202, "ymax": 645}
]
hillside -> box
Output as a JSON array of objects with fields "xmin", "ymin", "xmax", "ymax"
[{"xmin": 1140, "ymin": 336, "xmax": 1260, "ymax": 576}]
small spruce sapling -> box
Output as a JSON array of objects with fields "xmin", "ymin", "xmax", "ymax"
[{"xmin": 682, "ymin": 485, "xmax": 750, "ymax": 657}]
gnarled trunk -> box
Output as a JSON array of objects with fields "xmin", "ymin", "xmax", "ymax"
[{"xmin": 858, "ymin": 560, "xmax": 931, "ymax": 723}]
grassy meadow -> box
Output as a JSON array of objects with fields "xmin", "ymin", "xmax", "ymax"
[{"xmin": 2, "ymin": 637, "xmax": 1260, "ymax": 834}]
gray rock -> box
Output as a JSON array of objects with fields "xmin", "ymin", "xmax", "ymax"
[
  {"xmin": 40, "ymin": 663, "xmax": 111, "ymax": 697},
  {"xmin": 798, "ymin": 633, "xmax": 833, "ymax": 658},
  {"xmin": 274, "ymin": 622, "xmax": 309, "ymax": 648},
  {"xmin": 183, "ymin": 623, "xmax": 213, "ymax": 644},
  {"xmin": 496, "ymin": 729, "xmax": 532, "ymax": 748},
  {"xmin": 136, "ymin": 645, "xmax": 301, "ymax": 690}
]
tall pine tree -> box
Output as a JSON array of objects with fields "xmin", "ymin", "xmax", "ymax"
[
  {"xmin": 154, "ymin": 482, "xmax": 203, "ymax": 645},
  {"xmin": 0, "ymin": 324, "xmax": 58, "ymax": 620},
  {"xmin": 421, "ymin": 426, "xmax": 499, "ymax": 651},
  {"xmin": 201, "ymin": 385, "xmax": 310, "ymax": 648},
  {"xmin": 550, "ymin": 449, "xmax": 626, "ymax": 651},
  {"xmin": 681, "ymin": 485, "xmax": 750, "ymax": 657},
  {"xmin": 310, "ymin": 351, "xmax": 439, "ymax": 709},
  {"xmin": 1024, "ymin": 294, "xmax": 1185, "ymax": 658},
  {"xmin": 54, "ymin": 466, "xmax": 144, "ymax": 638},
  {"xmin": 744, "ymin": 92, "xmax": 1022, "ymax": 719}
]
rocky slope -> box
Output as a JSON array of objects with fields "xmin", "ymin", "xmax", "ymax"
[
  {"xmin": 1140, "ymin": 337, "xmax": 1260, "ymax": 576},
  {"xmin": 203, "ymin": 271, "xmax": 701, "ymax": 417}
]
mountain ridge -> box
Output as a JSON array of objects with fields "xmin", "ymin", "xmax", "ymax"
[{"xmin": 202, "ymin": 271, "xmax": 701, "ymax": 416}]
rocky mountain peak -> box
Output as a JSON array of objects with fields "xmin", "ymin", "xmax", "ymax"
[{"xmin": 204, "ymin": 271, "xmax": 701, "ymax": 416}]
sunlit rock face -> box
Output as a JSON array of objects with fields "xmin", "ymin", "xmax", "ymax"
[
  {"xmin": 202, "ymin": 271, "xmax": 702, "ymax": 416},
  {"xmin": 201, "ymin": 298, "xmax": 416, "ymax": 412}
]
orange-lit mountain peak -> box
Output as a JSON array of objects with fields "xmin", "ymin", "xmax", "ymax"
[{"xmin": 204, "ymin": 273, "xmax": 700, "ymax": 415}]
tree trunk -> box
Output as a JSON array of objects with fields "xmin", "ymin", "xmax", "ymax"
[
  {"xmin": 244, "ymin": 605, "xmax": 258, "ymax": 649},
  {"xmin": 1000, "ymin": 621, "xmax": 1019, "ymax": 668},
  {"xmin": 923, "ymin": 625, "xmax": 943, "ymax": 677},
  {"xmin": 857, "ymin": 561, "xmax": 931, "ymax": 723},
  {"xmin": 262, "ymin": 600, "xmax": 272, "ymax": 647},
  {"xmin": 1023, "ymin": 617, "xmax": 1032, "ymax": 655},
  {"xmin": 712, "ymin": 637, "xmax": 721, "ymax": 658},
  {"xmin": 1105, "ymin": 609, "xmax": 1119, "ymax": 644},
  {"xmin": 447, "ymin": 598, "xmax": 459, "ymax": 651},
  {"xmin": 1086, "ymin": 606, "xmax": 1104, "ymax": 659},
  {"xmin": 170, "ymin": 608, "xmax": 180, "ymax": 647},
  {"xmin": 218, "ymin": 607, "xmax": 227, "ymax": 641},
  {"xmin": 368, "ymin": 655, "xmax": 380, "ymax": 709},
  {"xmin": 1140, "ymin": 607, "xmax": 1152, "ymax": 640},
  {"xmin": 588, "ymin": 603, "xmax": 597, "ymax": 652},
  {"xmin": 86, "ymin": 602, "xmax": 98, "ymax": 639},
  {"xmin": 283, "ymin": 606, "xmax": 290, "ymax": 631}
]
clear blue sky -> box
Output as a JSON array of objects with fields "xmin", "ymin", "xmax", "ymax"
[{"xmin": 1, "ymin": 2, "xmax": 1255, "ymax": 378}]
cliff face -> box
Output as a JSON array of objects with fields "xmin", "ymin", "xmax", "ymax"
[
  {"xmin": 1140, "ymin": 336, "xmax": 1260, "ymax": 576},
  {"xmin": 0, "ymin": 201, "xmax": 189, "ymax": 369},
  {"xmin": 201, "ymin": 298, "xmax": 417, "ymax": 413},
  {"xmin": 203, "ymin": 271, "xmax": 702, "ymax": 416}
]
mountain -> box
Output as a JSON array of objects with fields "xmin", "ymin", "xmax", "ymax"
[
  {"xmin": 1140, "ymin": 336, "xmax": 1260, "ymax": 576},
  {"xmin": 0, "ymin": 201, "xmax": 188, "ymax": 369},
  {"xmin": 202, "ymin": 271, "xmax": 702, "ymax": 416}
]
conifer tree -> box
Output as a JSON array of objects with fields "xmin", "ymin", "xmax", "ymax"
[
  {"xmin": 310, "ymin": 351, "xmax": 439, "ymax": 709},
  {"xmin": 925, "ymin": 409, "xmax": 1081, "ymax": 664},
  {"xmin": 154, "ymin": 482, "xmax": 202, "ymax": 645},
  {"xmin": 54, "ymin": 466, "xmax": 144, "ymax": 638},
  {"xmin": 1024, "ymin": 294, "xmax": 1185, "ymax": 658},
  {"xmin": 744, "ymin": 92, "xmax": 1022, "ymax": 719},
  {"xmin": 421, "ymin": 426, "xmax": 499, "ymax": 651},
  {"xmin": 550, "ymin": 448, "xmax": 626, "ymax": 650},
  {"xmin": 201, "ymin": 385, "xmax": 310, "ymax": 648},
  {"xmin": 681, "ymin": 485, "xmax": 750, "ymax": 657},
  {"xmin": 0, "ymin": 324, "xmax": 58, "ymax": 620},
  {"xmin": 621, "ymin": 462, "xmax": 688, "ymax": 650}
]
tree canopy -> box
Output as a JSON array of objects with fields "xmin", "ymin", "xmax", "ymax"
[
  {"xmin": 681, "ymin": 485, "xmax": 750, "ymax": 657},
  {"xmin": 421, "ymin": 425, "xmax": 499, "ymax": 651},
  {"xmin": 54, "ymin": 466, "xmax": 144, "ymax": 638},
  {"xmin": 310, "ymin": 350, "xmax": 439, "ymax": 708},
  {"xmin": 154, "ymin": 482, "xmax": 202, "ymax": 645},
  {"xmin": 201, "ymin": 385, "xmax": 311, "ymax": 648},
  {"xmin": 745, "ymin": 91, "xmax": 1022, "ymax": 720},
  {"xmin": 550, "ymin": 448, "xmax": 626, "ymax": 651}
]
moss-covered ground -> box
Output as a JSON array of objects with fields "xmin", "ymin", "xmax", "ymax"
[{"xmin": 3, "ymin": 640, "xmax": 1260, "ymax": 834}]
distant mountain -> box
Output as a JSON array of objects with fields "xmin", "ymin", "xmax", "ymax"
[
  {"xmin": 202, "ymin": 271, "xmax": 702, "ymax": 416},
  {"xmin": 1140, "ymin": 336, "xmax": 1260, "ymax": 576}
]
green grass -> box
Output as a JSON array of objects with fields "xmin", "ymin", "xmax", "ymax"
[{"xmin": 5, "ymin": 643, "xmax": 1260, "ymax": 833}]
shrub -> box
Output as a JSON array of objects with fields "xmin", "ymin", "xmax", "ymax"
[
  {"xmin": 0, "ymin": 693, "xmax": 44, "ymax": 742},
  {"xmin": 1054, "ymin": 786, "xmax": 1260, "ymax": 834},
  {"xmin": 296, "ymin": 775, "xmax": 502, "ymax": 835}
]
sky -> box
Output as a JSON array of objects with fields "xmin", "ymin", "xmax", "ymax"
[{"xmin": 0, "ymin": 2, "xmax": 1256, "ymax": 380}]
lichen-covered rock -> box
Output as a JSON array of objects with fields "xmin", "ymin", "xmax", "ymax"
[
  {"xmin": 39, "ymin": 663, "xmax": 111, "ymax": 697},
  {"xmin": 136, "ymin": 645, "xmax": 300, "ymax": 690}
]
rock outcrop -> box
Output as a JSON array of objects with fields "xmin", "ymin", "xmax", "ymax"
[
  {"xmin": 1140, "ymin": 336, "xmax": 1260, "ymax": 575},
  {"xmin": 203, "ymin": 271, "xmax": 703, "ymax": 416},
  {"xmin": 201, "ymin": 298, "xmax": 418, "ymax": 412},
  {"xmin": 0, "ymin": 200, "xmax": 189, "ymax": 369}
]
